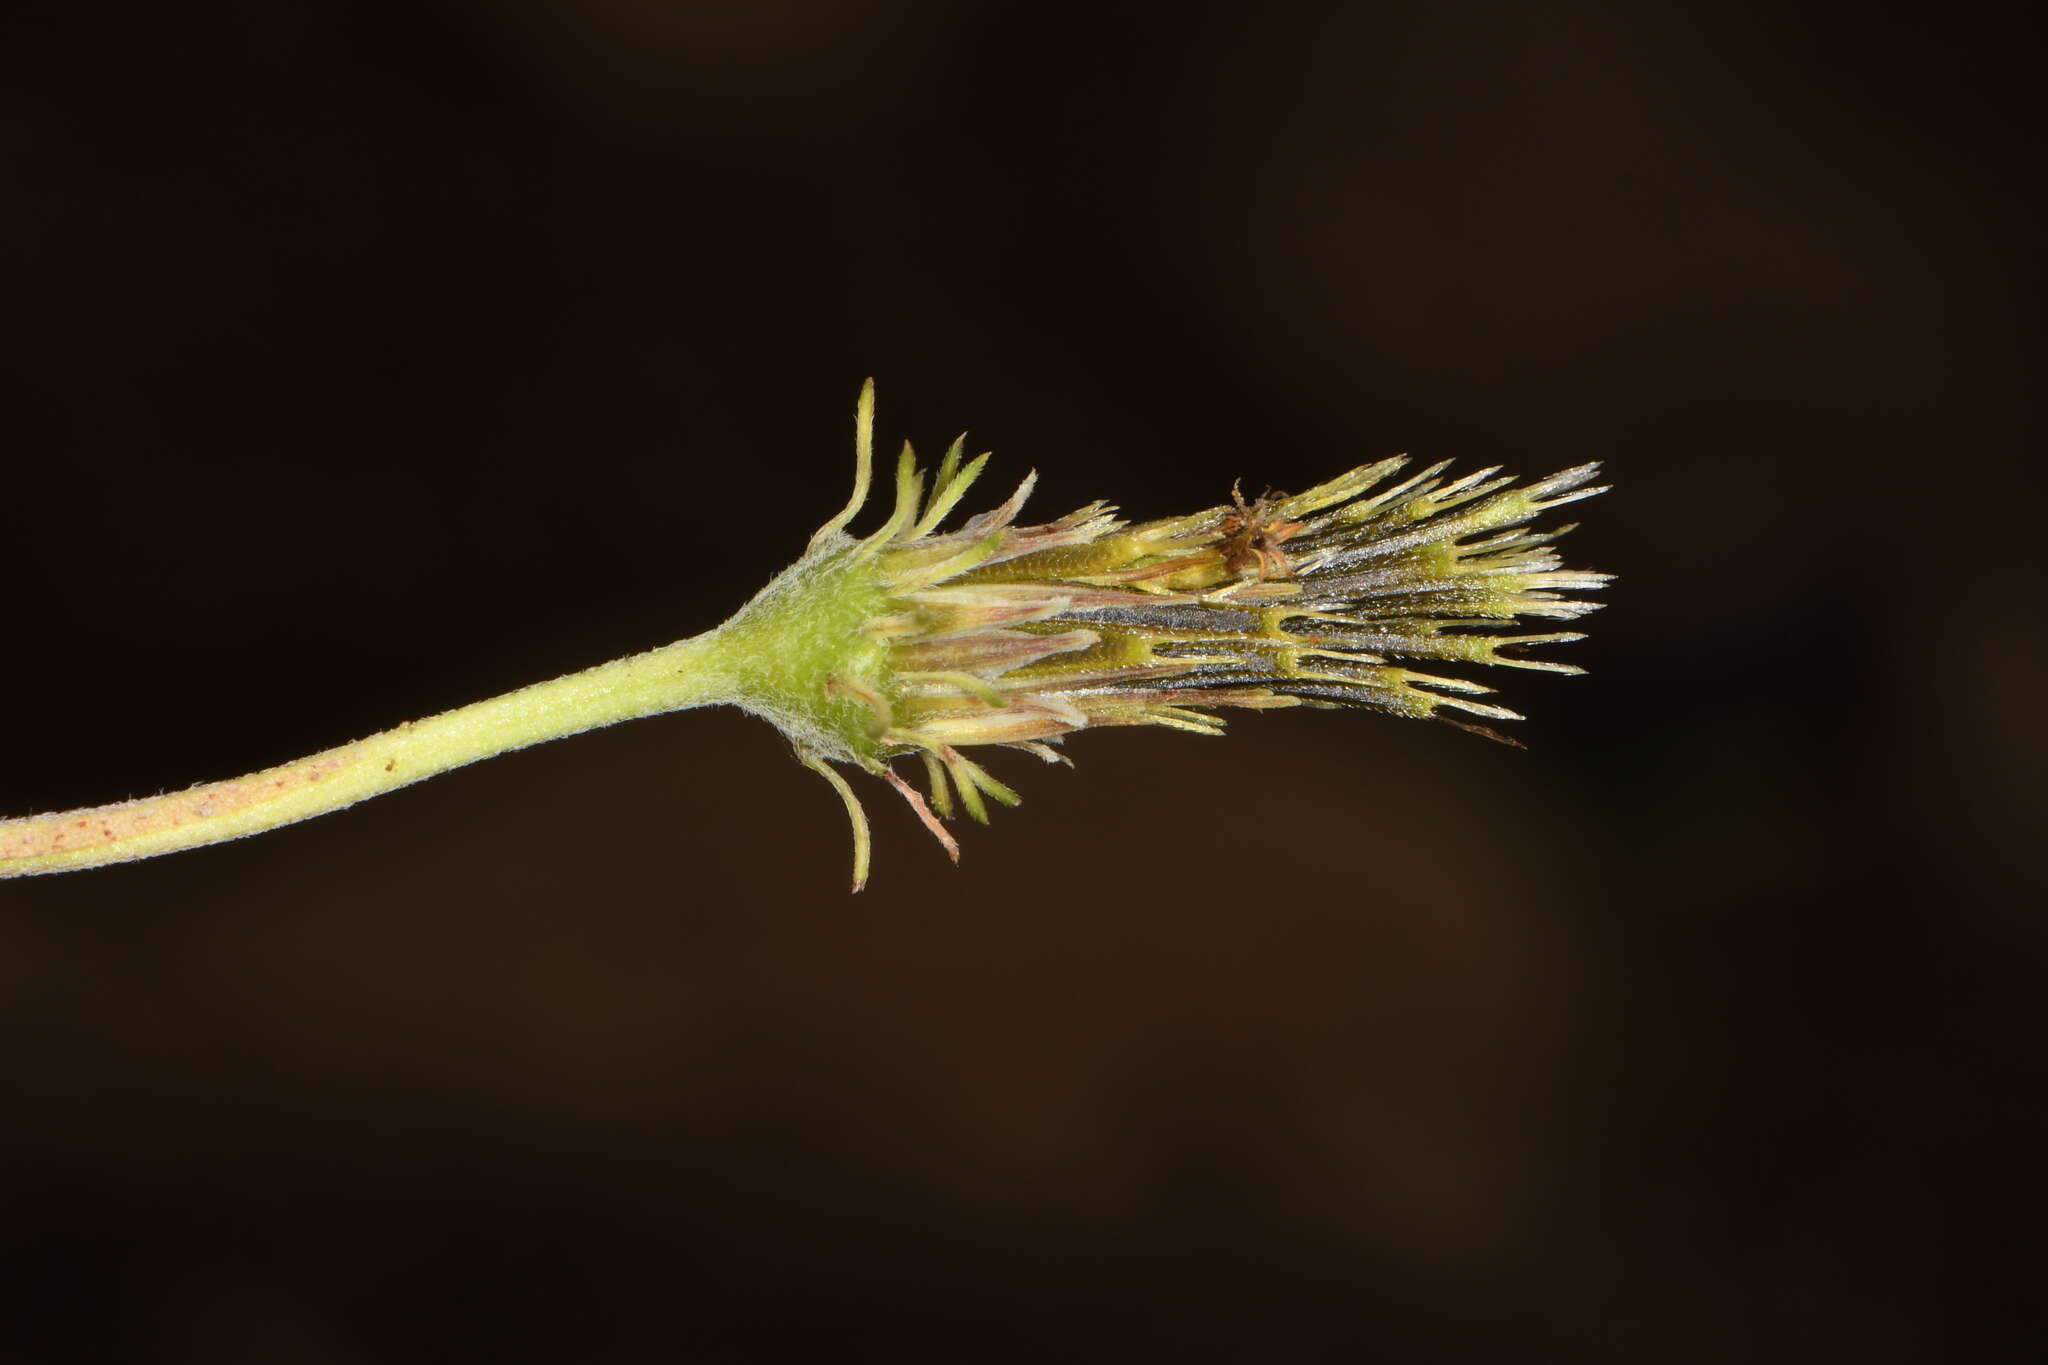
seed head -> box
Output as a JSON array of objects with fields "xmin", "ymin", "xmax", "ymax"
[{"xmin": 727, "ymin": 381, "xmax": 1611, "ymax": 888}]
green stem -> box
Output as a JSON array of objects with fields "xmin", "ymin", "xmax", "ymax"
[{"xmin": 0, "ymin": 631, "xmax": 737, "ymax": 879}]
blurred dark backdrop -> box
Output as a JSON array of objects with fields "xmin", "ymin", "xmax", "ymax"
[{"xmin": 2, "ymin": 2, "xmax": 2040, "ymax": 1360}]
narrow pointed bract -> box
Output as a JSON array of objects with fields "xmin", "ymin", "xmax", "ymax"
[{"xmin": 778, "ymin": 381, "xmax": 1611, "ymax": 884}]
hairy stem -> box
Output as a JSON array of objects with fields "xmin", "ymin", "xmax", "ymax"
[{"xmin": 0, "ymin": 632, "xmax": 736, "ymax": 878}]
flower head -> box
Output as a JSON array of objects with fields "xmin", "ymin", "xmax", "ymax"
[
  {"xmin": 0, "ymin": 378, "xmax": 1610, "ymax": 887},
  {"xmin": 723, "ymin": 382, "xmax": 1611, "ymax": 889}
]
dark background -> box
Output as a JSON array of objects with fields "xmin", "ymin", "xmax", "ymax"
[{"xmin": 2, "ymin": 1, "xmax": 2040, "ymax": 1359}]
